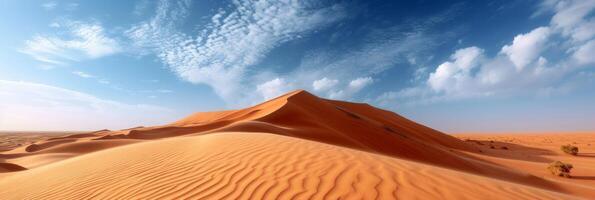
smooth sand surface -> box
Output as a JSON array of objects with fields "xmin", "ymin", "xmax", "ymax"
[{"xmin": 0, "ymin": 90, "xmax": 594, "ymax": 199}]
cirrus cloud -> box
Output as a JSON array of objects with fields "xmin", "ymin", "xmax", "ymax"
[
  {"xmin": 127, "ymin": 0, "xmax": 346, "ymax": 104},
  {"xmin": 20, "ymin": 21, "xmax": 121, "ymax": 68}
]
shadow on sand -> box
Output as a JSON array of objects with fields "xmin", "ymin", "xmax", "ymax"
[{"xmin": 462, "ymin": 139, "xmax": 557, "ymax": 163}]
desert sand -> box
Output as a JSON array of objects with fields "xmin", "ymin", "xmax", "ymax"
[{"xmin": 0, "ymin": 90, "xmax": 594, "ymax": 199}]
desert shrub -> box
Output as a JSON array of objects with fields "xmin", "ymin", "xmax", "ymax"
[
  {"xmin": 560, "ymin": 145, "xmax": 579, "ymax": 155},
  {"xmin": 547, "ymin": 161, "xmax": 573, "ymax": 178}
]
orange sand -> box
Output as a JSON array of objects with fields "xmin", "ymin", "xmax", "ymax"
[{"xmin": 0, "ymin": 90, "xmax": 593, "ymax": 199}]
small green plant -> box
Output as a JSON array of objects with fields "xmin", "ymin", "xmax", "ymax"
[
  {"xmin": 547, "ymin": 161, "xmax": 573, "ymax": 178},
  {"xmin": 560, "ymin": 145, "xmax": 579, "ymax": 155}
]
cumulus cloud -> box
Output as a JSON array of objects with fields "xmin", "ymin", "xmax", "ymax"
[
  {"xmin": 127, "ymin": 0, "xmax": 346, "ymax": 104},
  {"xmin": 0, "ymin": 80, "xmax": 177, "ymax": 131},
  {"xmin": 500, "ymin": 27, "xmax": 551, "ymax": 71},
  {"xmin": 21, "ymin": 21, "xmax": 121, "ymax": 67},
  {"xmin": 428, "ymin": 47, "xmax": 483, "ymax": 93},
  {"xmin": 384, "ymin": 0, "xmax": 595, "ymax": 106}
]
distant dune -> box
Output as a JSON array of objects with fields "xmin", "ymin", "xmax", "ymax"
[{"xmin": 0, "ymin": 90, "xmax": 594, "ymax": 199}]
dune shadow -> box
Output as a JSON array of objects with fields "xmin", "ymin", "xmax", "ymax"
[
  {"xmin": 0, "ymin": 162, "xmax": 27, "ymax": 172},
  {"xmin": 453, "ymin": 148, "xmax": 571, "ymax": 196},
  {"xmin": 462, "ymin": 139, "xmax": 556, "ymax": 163}
]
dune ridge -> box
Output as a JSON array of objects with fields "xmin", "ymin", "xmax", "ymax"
[{"xmin": 0, "ymin": 90, "xmax": 594, "ymax": 199}]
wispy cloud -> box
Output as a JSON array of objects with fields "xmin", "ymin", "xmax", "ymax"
[
  {"xmin": 71, "ymin": 71, "xmax": 122, "ymax": 89},
  {"xmin": 127, "ymin": 0, "xmax": 346, "ymax": 104},
  {"xmin": 42, "ymin": 2, "xmax": 57, "ymax": 10},
  {"xmin": 252, "ymin": 5, "xmax": 462, "ymax": 102},
  {"xmin": 41, "ymin": 2, "xmax": 78, "ymax": 11},
  {"xmin": 0, "ymin": 80, "xmax": 177, "ymax": 131},
  {"xmin": 21, "ymin": 21, "xmax": 121, "ymax": 68},
  {"xmin": 133, "ymin": 0, "xmax": 151, "ymax": 16},
  {"xmin": 98, "ymin": 79, "xmax": 110, "ymax": 84},
  {"xmin": 72, "ymin": 71, "xmax": 95, "ymax": 78},
  {"xmin": 65, "ymin": 3, "xmax": 79, "ymax": 11}
]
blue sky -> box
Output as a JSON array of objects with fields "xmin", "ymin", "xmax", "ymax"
[{"xmin": 1, "ymin": 0, "xmax": 594, "ymax": 132}]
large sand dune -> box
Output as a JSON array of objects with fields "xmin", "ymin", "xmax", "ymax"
[
  {"xmin": 0, "ymin": 133, "xmax": 580, "ymax": 200},
  {"xmin": 1, "ymin": 90, "xmax": 594, "ymax": 199}
]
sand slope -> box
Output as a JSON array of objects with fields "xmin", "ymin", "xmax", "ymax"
[
  {"xmin": 0, "ymin": 133, "xmax": 578, "ymax": 200},
  {"xmin": 1, "ymin": 90, "xmax": 594, "ymax": 199}
]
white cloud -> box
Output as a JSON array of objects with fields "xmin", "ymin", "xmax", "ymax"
[
  {"xmin": 72, "ymin": 71, "xmax": 94, "ymax": 78},
  {"xmin": 256, "ymin": 78, "xmax": 293, "ymax": 100},
  {"xmin": 296, "ymin": 29, "xmax": 448, "ymax": 85},
  {"xmin": 348, "ymin": 77, "xmax": 374, "ymax": 92},
  {"xmin": 49, "ymin": 22, "xmax": 61, "ymax": 28},
  {"xmin": 0, "ymin": 80, "xmax": 177, "ymax": 131},
  {"xmin": 156, "ymin": 89, "xmax": 173, "ymax": 93},
  {"xmin": 21, "ymin": 21, "xmax": 121, "ymax": 67},
  {"xmin": 327, "ymin": 77, "xmax": 374, "ymax": 99},
  {"xmin": 125, "ymin": 0, "xmax": 463, "ymax": 105},
  {"xmin": 312, "ymin": 77, "xmax": 338, "ymax": 92},
  {"xmin": 66, "ymin": 3, "xmax": 79, "ymax": 11},
  {"xmin": 387, "ymin": 0, "xmax": 595, "ymax": 106},
  {"xmin": 42, "ymin": 2, "xmax": 57, "ymax": 10},
  {"xmin": 500, "ymin": 27, "xmax": 551, "ymax": 71},
  {"xmin": 573, "ymin": 39, "xmax": 595, "ymax": 64},
  {"xmin": 127, "ymin": 0, "xmax": 345, "ymax": 104},
  {"xmin": 549, "ymin": 0, "xmax": 595, "ymax": 42},
  {"xmin": 428, "ymin": 47, "xmax": 483, "ymax": 93},
  {"xmin": 41, "ymin": 2, "xmax": 79, "ymax": 11},
  {"xmin": 133, "ymin": 0, "xmax": 151, "ymax": 16},
  {"xmin": 71, "ymin": 71, "xmax": 118, "ymax": 86},
  {"xmin": 275, "ymin": 6, "xmax": 463, "ymax": 101},
  {"xmin": 98, "ymin": 79, "xmax": 110, "ymax": 84}
]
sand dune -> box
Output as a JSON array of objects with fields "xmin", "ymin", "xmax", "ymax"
[
  {"xmin": 0, "ymin": 90, "xmax": 594, "ymax": 199},
  {"xmin": 0, "ymin": 133, "xmax": 579, "ymax": 199}
]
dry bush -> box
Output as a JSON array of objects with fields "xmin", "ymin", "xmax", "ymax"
[
  {"xmin": 560, "ymin": 145, "xmax": 579, "ymax": 155},
  {"xmin": 547, "ymin": 161, "xmax": 573, "ymax": 178}
]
